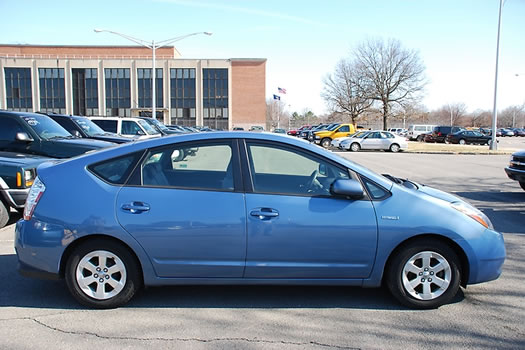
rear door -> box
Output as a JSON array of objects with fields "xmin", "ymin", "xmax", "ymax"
[
  {"xmin": 116, "ymin": 139, "xmax": 247, "ymax": 278},
  {"xmin": 242, "ymin": 140, "xmax": 378, "ymax": 279}
]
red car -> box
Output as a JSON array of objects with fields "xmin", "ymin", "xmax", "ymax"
[{"xmin": 287, "ymin": 125, "xmax": 311, "ymax": 136}]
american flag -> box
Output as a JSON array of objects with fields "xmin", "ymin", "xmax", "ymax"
[
  {"xmin": 278, "ymin": 87, "xmax": 287, "ymax": 94},
  {"xmin": 273, "ymin": 94, "xmax": 281, "ymax": 100}
]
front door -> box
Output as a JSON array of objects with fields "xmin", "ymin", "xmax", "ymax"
[{"xmin": 243, "ymin": 141, "xmax": 378, "ymax": 279}]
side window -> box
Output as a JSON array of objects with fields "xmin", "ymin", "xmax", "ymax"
[
  {"xmin": 362, "ymin": 177, "xmax": 390, "ymax": 200},
  {"xmin": 141, "ymin": 142, "xmax": 234, "ymax": 191},
  {"xmin": 0, "ymin": 118, "xmax": 23, "ymax": 140},
  {"xmin": 338, "ymin": 125, "xmax": 350, "ymax": 132},
  {"xmin": 89, "ymin": 152, "xmax": 143, "ymax": 185},
  {"xmin": 93, "ymin": 120, "xmax": 117, "ymax": 133},
  {"xmin": 122, "ymin": 121, "xmax": 142, "ymax": 135},
  {"xmin": 246, "ymin": 142, "xmax": 349, "ymax": 196}
]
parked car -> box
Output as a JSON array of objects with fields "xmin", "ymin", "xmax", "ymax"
[
  {"xmin": 138, "ymin": 117, "xmax": 186, "ymax": 136},
  {"xmin": 273, "ymin": 128, "xmax": 286, "ymax": 134},
  {"xmin": 307, "ymin": 123, "xmax": 339, "ymax": 141},
  {"xmin": 287, "ymin": 125, "xmax": 310, "ymax": 136},
  {"xmin": 505, "ymin": 150, "xmax": 525, "ymax": 191},
  {"xmin": 340, "ymin": 130, "xmax": 408, "ymax": 152},
  {"xmin": 232, "ymin": 127, "xmax": 244, "ymax": 131},
  {"xmin": 249, "ymin": 126, "xmax": 264, "ymax": 132},
  {"xmin": 387, "ymin": 128, "xmax": 407, "ymax": 136},
  {"xmin": 314, "ymin": 124, "xmax": 356, "ymax": 148},
  {"xmin": 0, "ymin": 111, "xmax": 115, "ymax": 158},
  {"xmin": 422, "ymin": 132, "xmax": 436, "ymax": 143},
  {"xmin": 445, "ymin": 130, "xmax": 492, "ymax": 145},
  {"xmin": 16, "ymin": 132, "xmax": 505, "ymax": 309},
  {"xmin": 89, "ymin": 117, "xmax": 162, "ymax": 139},
  {"xmin": 0, "ymin": 152, "xmax": 51, "ymax": 228},
  {"xmin": 432, "ymin": 126, "xmax": 465, "ymax": 143},
  {"xmin": 406, "ymin": 125, "xmax": 436, "ymax": 141},
  {"xmin": 498, "ymin": 128, "xmax": 515, "ymax": 137},
  {"xmin": 511, "ymin": 128, "xmax": 525, "ymax": 137},
  {"xmin": 44, "ymin": 113, "xmax": 132, "ymax": 144}
]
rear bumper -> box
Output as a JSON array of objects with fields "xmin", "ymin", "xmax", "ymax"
[{"xmin": 17, "ymin": 259, "xmax": 61, "ymax": 280}]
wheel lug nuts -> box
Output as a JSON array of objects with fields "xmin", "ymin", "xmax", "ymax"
[
  {"xmin": 428, "ymin": 278, "xmax": 432, "ymax": 282},
  {"xmin": 419, "ymin": 272, "xmax": 423, "ymax": 276},
  {"xmin": 105, "ymin": 275, "xmax": 110, "ymax": 279},
  {"xmin": 103, "ymin": 268, "xmax": 108, "ymax": 272},
  {"xmin": 94, "ymin": 274, "xmax": 98, "ymax": 278},
  {"xmin": 96, "ymin": 267, "xmax": 101, "ymax": 272},
  {"xmin": 424, "ymin": 268, "xmax": 428, "ymax": 271},
  {"xmin": 421, "ymin": 278, "xmax": 425, "ymax": 282},
  {"xmin": 99, "ymin": 278, "xmax": 104, "ymax": 283},
  {"xmin": 430, "ymin": 272, "xmax": 434, "ymax": 275}
]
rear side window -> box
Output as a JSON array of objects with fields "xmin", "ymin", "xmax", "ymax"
[
  {"xmin": 92, "ymin": 119, "xmax": 118, "ymax": 133},
  {"xmin": 89, "ymin": 152, "xmax": 143, "ymax": 185}
]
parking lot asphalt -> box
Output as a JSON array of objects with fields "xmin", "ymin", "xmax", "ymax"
[{"xmin": 1, "ymin": 152, "xmax": 524, "ymax": 349}]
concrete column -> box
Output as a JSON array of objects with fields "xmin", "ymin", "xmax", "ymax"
[
  {"xmin": 32, "ymin": 60, "xmax": 40, "ymax": 112},
  {"xmin": 65, "ymin": 60, "xmax": 72, "ymax": 114},
  {"xmin": 0, "ymin": 59, "xmax": 5, "ymax": 109},
  {"xmin": 131, "ymin": 60, "xmax": 137, "ymax": 112},
  {"xmin": 163, "ymin": 60, "xmax": 170, "ymax": 124},
  {"xmin": 98, "ymin": 61, "xmax": 105, "ymax": 116},
  {"xmin": 196, "ymin": 60, "xmax": 203, "ymax": 127}
]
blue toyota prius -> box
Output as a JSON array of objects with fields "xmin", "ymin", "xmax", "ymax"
[{"xmin": 15, "ymin": 132, "xmax": 505, "ymax": 309}]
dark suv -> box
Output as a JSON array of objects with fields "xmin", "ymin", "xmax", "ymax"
[
  {"xmin": 0, "ymin": 111, "xmax": 115, "ymax": 158},
  {"xmin": 432, "ymin": 126, "xmax": 465, "ymax": 143},
  {"xmin": 43, "ymin": 113, "xmax": 132, "ymax": 144}
]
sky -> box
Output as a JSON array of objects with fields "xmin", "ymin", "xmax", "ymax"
[{"xmin": 1, "ymin": 0, "xmax": 524, "ymax": 116}]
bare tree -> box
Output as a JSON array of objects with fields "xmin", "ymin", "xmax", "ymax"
[
  {"xmin": 447, "ymin": 103, "xmax": 467, "ymax": 126},
  {"xmin": 322, "ymin": 59, "xmax": 373, "ymax": 126},
  {"xmin": 499, "ymin": 105, "xmax": 525, "ymax": 128},
  {"xmin": 469, "ymin": 109, "xmax": 492, "ymax": 127},
  {"xmin": 353, "ymin": 38, "xmax": 426, "ymax": 130},
  {"xmin": 266, "ymin": 98, "xmax": 289, "ymax": 130}
]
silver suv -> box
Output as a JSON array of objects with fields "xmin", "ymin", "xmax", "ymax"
[{"xmin": 89, "ymin": 117, "xmax": 162, "ymax": 139}]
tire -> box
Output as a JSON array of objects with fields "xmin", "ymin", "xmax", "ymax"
[
  {"xmin": 520, "ymin": 182, "xmax": 525, "ymax": 191},
  {"xmin": 416, "ymin": 135, "xmax": 424, "ymax": 142},
  {"xmin": 65, "ymin": 239, "xmax": 141, "ymax": 309},
  {"xmin": 0, "ymin": 200, "xmax": 9, "ymax": 229},
  {"xmin": 390, "ymin": 143, "xmax": 400, "ymax": 153},
  {"xmin": 321, "ymin": 138, "xmax": 331, "ymax": 148},
  {"xmin": 386, "ymin": 239, "xmax": 461, "ymax": 309},
  {"xmin": 350, "ymin": 143, "xmax": 361, "ymax": 152},
  {"xmin": 459, "ymin": 139, "xmax": 466, "ymax": 145}
]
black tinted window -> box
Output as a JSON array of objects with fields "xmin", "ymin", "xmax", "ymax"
[
  {"xmin": 0, "ymin": 117, "xmax": 24, "ymax": 140},
  {"xmin": 89, "ymin": 152, "xmax": 142, "ymax": 185},
  {"xmin": 92, "ymin": 119, "xmax": 118, "ymax": 133}
]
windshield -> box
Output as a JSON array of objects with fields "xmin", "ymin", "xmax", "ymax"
[
  {"xmin": 145, "ymin": 118, "xmax": 169, "ymax": 131},
  {"xmin": 328, "ymin": 124, "xmax": 340, "ymax": 131},
  {"xmin": 137, "ymin": 119, "xmax": 160, "ymax": 135},
  {"xmin": 21, "ymin": 115, "xmax": 72, "ymax": 140},
  {"xmin": 72, "ymin": 117, "xmax": 106, "ymax": 137},
  {"xmin": 352, "ymin": 131, "xmax": 369, "ymax": 138}
]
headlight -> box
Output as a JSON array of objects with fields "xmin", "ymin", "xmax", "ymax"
[
  {"xmin": 315, "ymin": 135, "xmax": 320, "ymax": 139},
  {"xmin": 451, "ymin": 201, "xmax": 493, "ymax": 230}
]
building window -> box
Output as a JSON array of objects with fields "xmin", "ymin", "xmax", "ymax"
[
  {"xmin": 203, "ymin": 68, "xmax": 228, "ymax": 130},
  {"xmin": 39, "ymin": 68, "xmax": 66, "ymax": 114},
  {"xmin": 72, "ymin": 68, "xmax": 98, "ymax": 116},
  {"xmin": 105, "ymin": 68, "xmax": 131, "ymax": 117},
  {"xmin": 5, "ymin": 68, "xmax": 33, "ymax": 112},
  {"xmin": 170, "ymin": 68, "xmax": 196, "ymax": 126},
  {"xmin": 138, "ymin": 68, "xmax": 163, "ymax": 110}
]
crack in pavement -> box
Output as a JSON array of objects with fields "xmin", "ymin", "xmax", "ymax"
[{"xmin": 23, "ymin": 317, "xmax": 360, "ymax": 349}]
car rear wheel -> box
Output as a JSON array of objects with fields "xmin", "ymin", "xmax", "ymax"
[
  {"xmin": 65, "ymin": 239, "xmax": 141, "ymax": 309},
  {"xmin": 350, "ymin": 143, "xmax": 361, "ymax": 152},
  {"xmin": 321, "ymin": 138, "xmax": 332, "ymax": 148},
  {"xmin": 390, "ymin": 143, "xmax": 400, "ymax": 153},
  {"xmin": 459, "ymin": 139, "xmax": 466, "ymax": 145},
  {"xmin": 520, "ymin": 182, "xmax": 525, "ymax": 191},
  {"xmin": 416, "ymin": 135, "xmax": 424, "ymax": 142},
  {"xmin": 386, "ymin": 239, "xmax": 461, "ymax": 309}
]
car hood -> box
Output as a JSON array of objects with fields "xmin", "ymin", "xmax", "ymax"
[
  {"xmin": 91, "ymin": 134, "xmax": 133, "ymax": 144},
  {"xmin": 41, "ymin": 138, "xmax": 115, "ymax": 158}
]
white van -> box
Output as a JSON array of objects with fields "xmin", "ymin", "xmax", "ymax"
[
  {"xmin": 89, "ymin": 117, "xmax": 162, "ymax": 140},
  {"xmin": 406, "ymin": 125, "xmax": 436, "ymax": 141}
]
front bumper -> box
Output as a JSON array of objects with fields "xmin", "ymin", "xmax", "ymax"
[
  {"xmin": 0, "ymin": 188, "xmax": 29, "ymax": 209},
  {"xmin": 505, "ymin": 167, "xmax": 525, "ymax": 182}
]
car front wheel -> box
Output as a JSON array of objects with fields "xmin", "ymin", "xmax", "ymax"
[
  {"xmin": 459, "ymin": 139, "xmax": 466, "ymax": 145},
  {"xmin": 350, "ymin": 143, "xmax": 361, "ymax": 152},
  {"xmin": 65, "ymin": 239, "xmax": 141, "ymax": 308},
  {"xmin": 321, "ymin": 138, "xmax": 332, "ymax": 148},
  {"xmin": 386, "ymin": 239, "xmax": 461, "ymax": 309},
  {"xmin": 520, "ymin": 181, "xmax": 525, "ymax": 191}
]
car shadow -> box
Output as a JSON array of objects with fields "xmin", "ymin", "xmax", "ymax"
[{"xmin": 0, "ymin": 254, "xmax": 465, "ymax": 310}]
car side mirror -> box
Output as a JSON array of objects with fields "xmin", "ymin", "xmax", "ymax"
[
  {"xmin": 330, "ymin": 179, "xmax": 364, "ymax": 199},
  {"xmin": 16, "ymin": 132, "xmax": 34, "ymax": 142}
]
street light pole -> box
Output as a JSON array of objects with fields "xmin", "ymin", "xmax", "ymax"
[
  {"xmin": 490, "ymin": 0, "xmax": 504, "ymax": 150},
  {"xmin": 94, "ymin": 29, "xmax": 212, "ymax": 120}
]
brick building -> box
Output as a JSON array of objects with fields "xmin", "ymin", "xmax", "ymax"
[{"xmin": 0, "ymin": 45, "xmax": 266, "ymax": 130}]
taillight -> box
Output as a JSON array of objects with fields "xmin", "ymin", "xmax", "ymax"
[
  {"xmin": 438, "ymin": 132, "xmax": 442, "ymax": 136},
  {"xmin": 23, "ymin": 176, "xmax": 46, "ymax": 221}
]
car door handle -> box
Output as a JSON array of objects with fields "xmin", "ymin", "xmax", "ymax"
[
  {"xmin": 121, "ymin": 202, "xmax": 150, "ymax": 214},
  {"xmin": 250, "ymin": 208, "xmax": 279, "ymax": 219}
]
